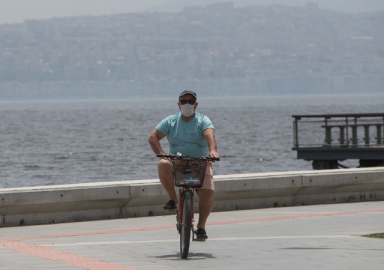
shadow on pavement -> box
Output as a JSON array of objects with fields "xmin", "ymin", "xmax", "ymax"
[{"xmin": 155, "ymin": 252, "xmax": 216, "ymax": 260}]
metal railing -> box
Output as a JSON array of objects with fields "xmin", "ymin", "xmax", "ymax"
[{"xmin": 292, "ymin": 113, "xmax": 384, "ymax": 148}]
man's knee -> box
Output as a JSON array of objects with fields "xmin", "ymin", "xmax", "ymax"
[{"xmin": 158, "ymin": 159, "xmax": 173, "ymax": 173}]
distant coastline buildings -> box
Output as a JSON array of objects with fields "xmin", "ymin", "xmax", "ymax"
[{"xmin": 0, "ymin": 2, "xmax": 383, "ymax": 98}]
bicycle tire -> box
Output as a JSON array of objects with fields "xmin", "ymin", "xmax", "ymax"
[{"xmin": 180, "ymin": 191, "xmax": 192, "ymax": 259}]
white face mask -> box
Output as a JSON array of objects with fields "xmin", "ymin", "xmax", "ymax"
[{"xmin": 180, "ymin": 104, "xmax": 195, "ymax": 117}]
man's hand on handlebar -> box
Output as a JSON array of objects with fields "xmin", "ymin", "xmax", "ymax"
[
  {"xmin": 158, "ymin": 153, "xmax": 172, "ymax": 162},
  {"xmin": 208, "ymin": 150, "xmax": 220, "ymax": 159}
]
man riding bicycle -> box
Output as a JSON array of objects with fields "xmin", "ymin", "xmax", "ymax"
[{"xmin": 148, "ymin": 90, "xmax": 219, "ymax": 240}]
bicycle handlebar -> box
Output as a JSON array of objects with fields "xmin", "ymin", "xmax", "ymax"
[{"xmin": 157, "ymin": 153, "xmax": 220, "ymax": 162}]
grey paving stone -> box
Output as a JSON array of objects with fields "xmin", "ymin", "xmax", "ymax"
[{"xmin": 1, "ymin": 201, "xmax": 384, "ymax": 269}]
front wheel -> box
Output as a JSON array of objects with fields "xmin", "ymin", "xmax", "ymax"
[{"xmin": 180, "ymin": 191, "xmax": 192, "ymax": 259}]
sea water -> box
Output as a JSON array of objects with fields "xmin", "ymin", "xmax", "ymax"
[{"xmin": 0, "ymin": 94, "xmax": 383, "ymax": 188}]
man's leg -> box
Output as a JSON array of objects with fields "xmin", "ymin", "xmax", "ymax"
[
  {"xmin": 196, "ymin": 189, "xmax": 214, "ymax": 229},
  {"xmin": 158, "ymin": 159, "xmax": 178, "ymax": 204}
]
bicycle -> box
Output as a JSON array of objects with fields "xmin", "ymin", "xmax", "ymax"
[{"xmin": 157, "ymin": 153, "xmax": 219, "ymax": 259}]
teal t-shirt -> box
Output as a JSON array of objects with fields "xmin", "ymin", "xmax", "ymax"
[{"xmin": 156, "ymin": 112, "xmax": 215, "ymax": 157}]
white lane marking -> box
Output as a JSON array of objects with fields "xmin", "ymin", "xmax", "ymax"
[
  {"xmin": 42, "ymin": 239, "xmax": 177, "ymax": 246},
  {"xmin": 224, "ymin": 212, "xmax": 363, "ymax": 214},
  {"xmin": 210, "ymin": 235, "xmax": 354, "ymax": 241},
  {"xmin": 41, "ymin": 235, "xmax": 354, "ymax": 247}
]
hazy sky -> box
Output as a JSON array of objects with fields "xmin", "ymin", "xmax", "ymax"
[
  {"xmin": 0, "ymin": 0, "xmax": 173, "ymax": 24},
  {"xmin": 149, "ymin": 0, "xmax": 384, "ymax": 13},
  {"xmin": 1, "ymin": 0, "xmax": 384, "ymax": 24}
]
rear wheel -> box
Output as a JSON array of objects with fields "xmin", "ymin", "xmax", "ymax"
[{"xmin": 180, "ymin": 191, "xmax": 192, "ymax": 259}]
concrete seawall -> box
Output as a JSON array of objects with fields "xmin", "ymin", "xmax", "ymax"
[{"xmin": 1, "ymin": 167, "xmax": 384, "ymax": 227}]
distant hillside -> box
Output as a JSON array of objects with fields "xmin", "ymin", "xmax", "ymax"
[
  {"xmin": 1, "ymin": 3, "xmax": 383, "ymax": 99},
  {"xmin": 147, "ymin": 0, "xmax": 384, "ymax": 14}
]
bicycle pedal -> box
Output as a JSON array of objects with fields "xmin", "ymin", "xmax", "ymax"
[
  {"xmin": 195, "ymin": 238, "xmax": 206, "ymax": 242},
  {"xmin": 166, "ymin": 209, "xmax": 176, "ymax": 213}
]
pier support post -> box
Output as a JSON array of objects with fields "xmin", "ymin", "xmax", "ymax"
[
  {"xmin": 376, "ymin": 124, "xmax": 383, "ymax": 144},
  {"xmin": 363, "ymin": 125, "xmax": 370, "ymax": 145},
  {"xmin": 351, "ymin": 125, "xmax": 358, "ymax": 145},
  {"xmin": 338, "ymin": 126, "xmax": 346, "ymax": 145}
]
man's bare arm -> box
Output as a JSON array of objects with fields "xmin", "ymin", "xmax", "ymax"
[
  {"xmin": 148, "ymin": 129, "xmax": 167, "ymax": 155},
  {"xmin": 203, "ymin": 128, "xmax": 219, "ymax": 158}
]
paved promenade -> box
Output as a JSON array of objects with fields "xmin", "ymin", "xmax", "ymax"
[{"xmin": 1, "ymin": 201, "xmax": 384, "ymax": 270}]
